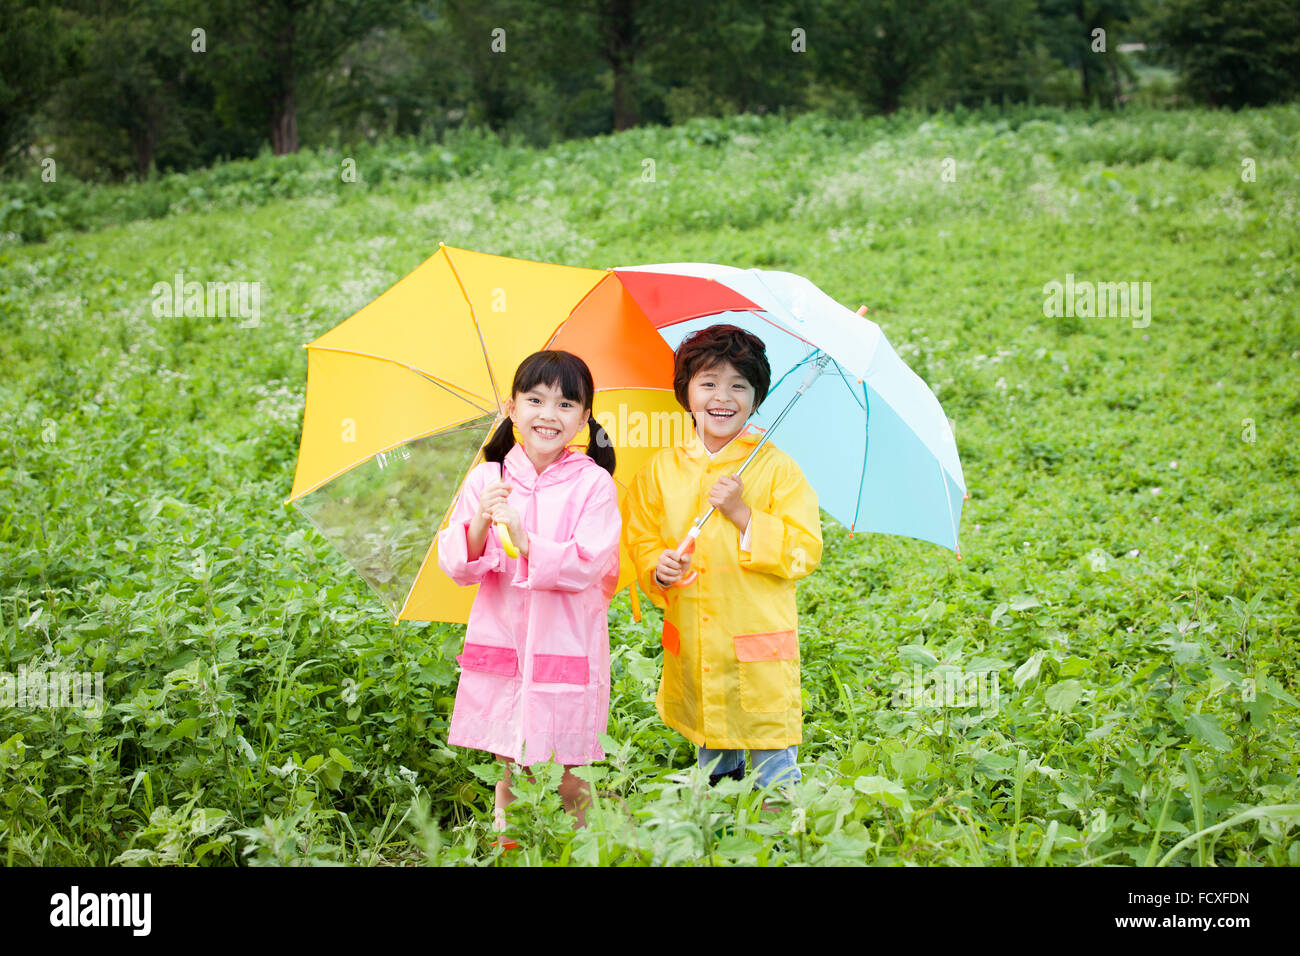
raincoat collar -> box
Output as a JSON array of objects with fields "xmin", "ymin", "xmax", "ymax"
[
  {"xmin": 502, "ymin": 441, "xmax": 592, "ymax": 488},
  {"xmin": 682, "ymin": 426, "xmax": 764, "ymax": 468}
]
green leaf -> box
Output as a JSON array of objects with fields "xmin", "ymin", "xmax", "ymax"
[
  {"xmin": 1044, "ymin": 679, "xmax": 1083, "ymax": 713},
  {"xmin": 853, "ymin": 775, "xmax": 911, "ymax": 811},
  {"xmin": 1185, "ymin": 714, "xmax": 1230, "ymax": 751},
  {"xmin": 1014, "ymin": 652, "xmax": 1043, "ymax": 688},
  {"xmin": 890, "ymin": 749, "xmax": 929, "ymax": 782},
  {"xmin": 319, "ymin": 760, "xmax": 344, "ymax": 790},
  {"xmin": 167, "ymin": 717, "xmax": 200, "ymax": 740},
  {"xmin": 899, "ymin": 645, "xmax": 938, "ymax": 668}
]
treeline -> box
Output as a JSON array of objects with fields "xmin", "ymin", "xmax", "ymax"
[{"xmin": 2, "ymin": 0, "xmax": 1298, "ymax": 182}]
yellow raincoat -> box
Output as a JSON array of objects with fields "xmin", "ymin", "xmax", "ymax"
[{"xmin": 623, "ymin": 430, "xmax": 822, "ymax": 750}]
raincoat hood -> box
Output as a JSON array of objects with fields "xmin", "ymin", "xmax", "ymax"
[{"xmin": 502, "ymin": 442, "xmax": 600, "ymax": 489}]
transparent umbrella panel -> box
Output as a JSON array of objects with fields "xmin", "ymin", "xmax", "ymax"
[{"xmin": 290, "ymin": 414, "xmax": 497, "ymax": 617}]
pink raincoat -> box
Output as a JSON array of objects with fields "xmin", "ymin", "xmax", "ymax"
[{"xmin": 437, "ymin": 443, "xmax": 621, "ymax": 766}]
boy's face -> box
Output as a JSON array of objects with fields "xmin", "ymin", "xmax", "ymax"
[{"xmin": 687, "ymin": 360, "xmax": 756, "ymax": 451}]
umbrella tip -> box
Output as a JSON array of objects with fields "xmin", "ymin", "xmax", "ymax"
[
  {"xmin": 856, "ymin": 305, "xmax": 868, "ymax": 316},
  {"xmin": 955, "ymin": 548, "xmax": 962, "ymax": 561},
  {"xmin": 963, "ymin": 493, "xmax": 970, "ymax": 501},
  {"xmin": 438, "ymin": 241, "xmax": 445, "ymax": 247}
]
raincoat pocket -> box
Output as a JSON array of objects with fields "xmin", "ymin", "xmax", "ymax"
[
  {"xmin": 661, "ymin": 620, "xmax": 681, "ymax": 656},
  {"xmin": 457, "ymin": 643, "xmax": 519, "ymax": 678},
  {"xmin": 734, "ymin": 630, "xmax": 797, "ymax": 713},
  {"xmin": 533, "ymin": 654, "xmax": 589, "ymax": 685},
  {"xmin": 661, "ymin": 621, "xmax": 683, "ymax": 701}
]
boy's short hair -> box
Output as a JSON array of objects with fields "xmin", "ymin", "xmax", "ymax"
[{"xmin": 673, "ymin": 324, "xmax": 771, "ymax": 411}]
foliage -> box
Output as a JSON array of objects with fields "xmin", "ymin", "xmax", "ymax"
[
  {"xmin": 1153, "ymin": 0, "xmax": 1300, "ymax": 109},
  {"xmin": 1, "ymin": 104, "xmax": 1297, "ymax": 865}
]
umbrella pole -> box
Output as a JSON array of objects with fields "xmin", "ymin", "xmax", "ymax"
[{"xmin": 674, "ymin": 352, "xmax": 832, "ymax": 580}]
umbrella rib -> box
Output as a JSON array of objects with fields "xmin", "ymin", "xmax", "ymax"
[
  {"xmin": 543, "ymin": 273, "xmax": 611, "ymax": 349},
  {"xmin": 939, "ymin": 455, "xmax": 959, "ymax": 555},
  {"xmin": 829, "ymin": 358, "xmax": 866, "ymax": 411},
  {"xmin": 284, "ymin": 412, "xmax": 496, "ymax": 503},
  {"xmin": 765, "ymin": 349, "xmax": 819, "ymax": 399},
  {"xmin": 851, "ymin": 380, "xmax": 870, "ymax": 534},
  {"xmin": 441, "ymin": 245, "xmax": 502, "ymax": 412},
  {"xmin": 306, "ymin": 345, "xmax": 496, "ymax": 416}
]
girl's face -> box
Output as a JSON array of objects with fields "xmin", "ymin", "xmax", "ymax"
[
  {"xmin": 506, "ymin": 381, "xmax": 590, "ymax": 470},
  {"xmin": 687, "ymin": 360, "xmax": 756, "ymax": 453}
]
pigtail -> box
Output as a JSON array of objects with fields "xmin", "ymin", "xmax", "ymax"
[
  {"xmin": 586, "ymin": 414, "xmax": 617, "ymax": 475},
  {"xmin": 481, "ymin": 416, "xmax": 516, "ymax": 467}
]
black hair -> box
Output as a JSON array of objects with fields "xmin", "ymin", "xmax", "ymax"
[
  {"xmin": 672, "ymin": 324, "xmax": 771, "ymax": 426},
  {"xmin": 481, "ymin": 350, "xmax": 616, "ymax": 475}
]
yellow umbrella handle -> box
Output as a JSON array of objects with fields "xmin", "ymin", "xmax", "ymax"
[
  {"xmin": 495, "ymin": 460, "xmax": 519, "ymax": 557},
  {"xmin": 496, "ymin": 522, "xmax": 520, "ymax": 558}
]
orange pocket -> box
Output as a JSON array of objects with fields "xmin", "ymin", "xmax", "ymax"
[
  {"xmin": 733, "ymin": 629, "xmax": 797, "ymax": 662},
  {"xmin": 662, "ymin": 620, "xmax": 681, "ymax": 657}
]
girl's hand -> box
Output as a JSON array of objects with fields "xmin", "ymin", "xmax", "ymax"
[
  {"xmin": 654, "ymin": 547, "xmax": 690, "ymax": 588},
  {"xmin": 490, "ymin": 503, "xmax": 528, "ymax": 558},
  {"xmin": 476, "ymin": 480, "xmax": 513, "ymax": 524},
  {"xmin": 709, "ymin": 474, "xmax": 750, "ymax": 529}
]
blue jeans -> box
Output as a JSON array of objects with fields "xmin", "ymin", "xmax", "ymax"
[{"xmin": 698, "ymin": 745, "xmax": 801, "ymax": 789}]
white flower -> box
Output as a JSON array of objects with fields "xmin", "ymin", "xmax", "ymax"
[
  {"xmin": 1169, "ymin": 461, "xmax": 1178, "ymax": 469},
  {"xmin": 1127, "ymin": 549, "xmax": 1139, "ymax": 558}
]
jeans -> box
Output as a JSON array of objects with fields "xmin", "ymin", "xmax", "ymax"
[{"xmin": 698, "ymin": 745, "xmax": 801, "ymax": 789}]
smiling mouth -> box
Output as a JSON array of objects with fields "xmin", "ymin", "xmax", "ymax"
[
  {"xmin": 533, "ymin": 426, "xmax": 561, "ymax": 439},
  {"xmin": 706, "ymin": 409, "xmax": 737, "ymax": 421}
]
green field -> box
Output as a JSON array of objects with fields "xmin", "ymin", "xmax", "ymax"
[{"xmin": 2, "ymin": 104, "xmax": 1298, "ymax": 865}]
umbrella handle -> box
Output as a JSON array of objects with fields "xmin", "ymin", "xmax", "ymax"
[
  {"xmin": 672, "ymin": 532, "xmax": 698, "ymax": 588},
  {"xmin": 495, "ymin": 460, "xmax": 519, "ymax": 558},
  {"xmin": 496, "ymin": 522, "xmax": 520, "ymax": 559}
]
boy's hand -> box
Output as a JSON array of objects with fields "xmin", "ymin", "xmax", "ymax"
[
  {"xmin": 709, "ymin": 475, "xmax": 751, "ymax": 530},
  {"xmin": 654, "ymin": 547, "xmax": 691, "ymax": 588}
]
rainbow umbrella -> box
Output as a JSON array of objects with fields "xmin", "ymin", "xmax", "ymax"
[{"xmin": 287, "ymin": 246, "xmax": 963, "ymax": 624}]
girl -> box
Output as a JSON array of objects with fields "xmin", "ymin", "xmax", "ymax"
[{"xmin": 436, "ymin": 350, "xmax": 619, "ymax": 839}]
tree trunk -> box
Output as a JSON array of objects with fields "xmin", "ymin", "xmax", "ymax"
[
  {"xmin": 606, "ymin": 0, "xmax": 638, "ymax": 131},
  {"xmin": 271, "ymin": 86, "xmax": 298, "ymax": 154},
  {"xmin": 1077, "ymin": 1, "xmax": 1092, "ymax": 103},
  {"xmin": 270, "ymin": 16, "xmax": 299, "ymax": 154}
]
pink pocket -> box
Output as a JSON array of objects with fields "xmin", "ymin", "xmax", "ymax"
[
  {"xmin": 533, "ymin": 654, "xmax": 589, "ymax": 685},
  {"xmin": 457, "ymin": 643, "xmax": 519, "ymax": 677}
]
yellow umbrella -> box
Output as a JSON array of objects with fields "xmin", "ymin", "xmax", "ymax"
[{"xmin": 286, "ymin": 244, "xmax": 697, "ymax": 623}]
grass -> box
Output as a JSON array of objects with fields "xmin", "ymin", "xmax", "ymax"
[{"xmin": 1, "ymin": 103, "xmax": 1298, "ymax": 865}]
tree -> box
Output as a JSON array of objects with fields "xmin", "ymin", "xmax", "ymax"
[
  {"xmin": 0, "ymin": 0, "xmax": 76, "ymax": 171},
  {"xmin": 811, "ymin": 0, "xmax": 962, "ymax": 115},
  {"xmin": 1153, "ymin": 0, "xmax": 1300, "ymax": 108},
  {"xmin": 204, "ymin": 0, "xmax": 406, "ymax": 154}
]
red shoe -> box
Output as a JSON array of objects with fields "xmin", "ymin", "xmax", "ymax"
[{"xmin": 491, "ymin": 807, "xmax": 518, "ymax": 851}]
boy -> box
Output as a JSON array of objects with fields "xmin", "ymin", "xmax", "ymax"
[{"xmin": 623, "ymin": 324, "xmax": 822, "ymax": 789}]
